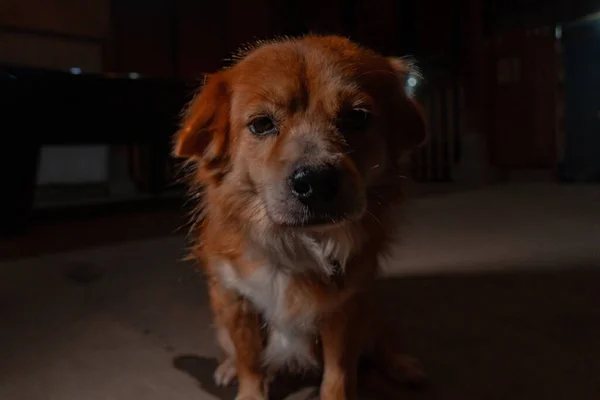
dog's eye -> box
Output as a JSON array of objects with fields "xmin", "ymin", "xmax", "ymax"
[
  {"xmin": 337, "ymin": 109, "xmax": 372, "ymax": 134},
  {"xmin": 248, "ymin": 116, "xmax": 278, "ymax": 136}
]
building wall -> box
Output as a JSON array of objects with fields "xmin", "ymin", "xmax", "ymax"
[
  {"xmin": 0, "ymin": 0, "xmax": 111, "ymax": 187},
  {"xmin": 489, "ymin": 27, "xmax": 558, "ymax": 170},
  {"xmin": 0, "ymin": 0, "xmax": 108, "ymax": 71}
]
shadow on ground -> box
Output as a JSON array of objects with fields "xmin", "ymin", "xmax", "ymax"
[{"xmin": 172, "ymin": 355, "xmax": 321, "ymax": 400}]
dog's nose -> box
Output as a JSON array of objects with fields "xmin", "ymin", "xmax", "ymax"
[{"xmin": 289, "ymin": 165, "xmax": 341, "ymax": 204}]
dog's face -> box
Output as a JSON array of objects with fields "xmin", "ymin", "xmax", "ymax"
[{"xmin": 175, "ymin": 36, "xmax": 425, "ymax": 229}]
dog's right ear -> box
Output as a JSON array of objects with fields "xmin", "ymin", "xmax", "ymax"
[
  {"xmin": 387, "ymin": 57, "xmax": 427, "ymax": 150},
  {"xmin": 173, "ymin": 72, "xmax": 230, "ymax": 163}
]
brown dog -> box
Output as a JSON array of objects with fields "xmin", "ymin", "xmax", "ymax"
[{"xmin": 173, "ymin": 35, "xmax": 427, "ymax": 400}]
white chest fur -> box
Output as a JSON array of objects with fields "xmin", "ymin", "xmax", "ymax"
[
  {"xmin": 214, "ymin": 228, "xmax": 358, "ymax": 369},
  {"xmin": 217, "ymin": 260, "xmax": 318, "ymax": 368}
]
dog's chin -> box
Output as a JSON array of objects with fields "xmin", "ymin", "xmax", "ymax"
[{"xmin": 266, "ymin": 204, "xmax": 366, "ymax": 231}]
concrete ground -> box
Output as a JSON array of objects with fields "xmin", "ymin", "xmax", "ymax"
[{"xmin": 1, "ymin": 184, "xmax": 599, "ymax": 399}]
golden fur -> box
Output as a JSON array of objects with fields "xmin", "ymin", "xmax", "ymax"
[{"xmin": 174, "ymin": 35, "xmax": 427, "ymax": 400}]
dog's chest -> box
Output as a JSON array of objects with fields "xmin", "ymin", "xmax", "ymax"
[
  {"xmin": 217, "ymin": 260, "xmax": 320, "ymax": 368},
  {"xmin": 219, "ymin": 260, "xmax": 297, "ymax": 324},
  {"xmin": 217, "ymin": 231, "xmax": 353, "ymax": 323},
  {"xmin": 215, "ymin": 230, "xmax": 356, "ymax": 368}
]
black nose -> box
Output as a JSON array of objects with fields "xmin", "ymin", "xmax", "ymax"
[{"xmin": 289, "ymin": 165, "xmax": 340, "ymax": 204}]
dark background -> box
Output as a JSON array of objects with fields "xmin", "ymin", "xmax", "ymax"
[
  {"xmin": 0, "ymin": 0, "xmax": 599, "ymax": 240},
  {"xmin": 1, "ymin": 0, "xmax": 600, "ymax": 240},
  {"xmin": 1, "ymin": 2, "xmax": 600, "ymax": 399}
]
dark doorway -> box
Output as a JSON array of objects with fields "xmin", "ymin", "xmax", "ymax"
[{"xmin": 560, "ymin": 15, "xmax": 600, "ymax": 182}]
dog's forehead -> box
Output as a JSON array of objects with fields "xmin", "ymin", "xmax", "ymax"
[
  {"xmin": 234, "ymin": 39, "xmax": 353, "ymax": 77},
  {"xmin": 227, "ymin": 40, "xmax": 380, "ymax": 117},
  {"xmin": 232, "ymin": 43, "xmax": 354, "ymax": 100}
]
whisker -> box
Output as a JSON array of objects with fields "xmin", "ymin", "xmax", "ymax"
[{"xmin": 366, "ymin": 210, "xmax": 384, "ymax": 228}]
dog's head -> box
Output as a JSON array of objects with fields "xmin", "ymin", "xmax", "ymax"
[{"xmin": 174, "ymin": 36, "xmax": 426, "ymax": 231}]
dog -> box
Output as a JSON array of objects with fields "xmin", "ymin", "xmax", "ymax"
[{"xmin": 173, "ymin": 35, "xmax": 427, "ymax": 400}]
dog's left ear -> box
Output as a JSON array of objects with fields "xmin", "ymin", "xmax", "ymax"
[
  {"xmin": 173, "ymin": 72, "xmax": 230, "ymax": 160},
  {"xmin": 387, "ymin": 57, "xmax": 427, "ymax": 150}
]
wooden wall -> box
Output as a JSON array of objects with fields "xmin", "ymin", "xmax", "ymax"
[
  {"xmin": 0, "ymin": 0, "xmax": 419, "ymax": 79},
  {"xmin": 488, "ymin": 24, "xmax": 560, "ymax": 170},
  {"xmin": 106, "ymin": 0, "xmax": 418, "ymax": 80},
  {"xmin": 415, "ymin": 0, "xmax": 458, "ymax": 63},
  {"xmin": 0, "ymin": 0, "xmax": 109, "ymax": 72},
  {"xmin": 107, "ymin": 0, "xmax": 175, "ymax": 77},
  {"xmin": 465, "ymin": 0, "xmax": 567, "ymax": 174},
  {"xmin": 0, "ymin": 0, "xmax": 109, "ymax": 37}
]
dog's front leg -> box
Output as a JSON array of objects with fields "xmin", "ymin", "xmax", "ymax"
[
  {"xmin": 319, "ymin": 296, "xmax": 364, "ymax": 400},
  {"xmin": 209, "ymin": 280, "xmax": 267, "ymax": 400}
]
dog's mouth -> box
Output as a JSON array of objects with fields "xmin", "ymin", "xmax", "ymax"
[{"xmin": 265, "ymin": 198, "xmax": 367, "ymax": 229}]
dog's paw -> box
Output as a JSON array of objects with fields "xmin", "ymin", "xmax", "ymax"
[{"xmin": 214, "ymin": 357, "xmax": 237, "ymax": 387}]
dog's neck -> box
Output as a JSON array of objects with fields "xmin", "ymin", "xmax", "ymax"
[{"xmin": 245, "ymin": 222, "xmax": 362, "ymax": 281}]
